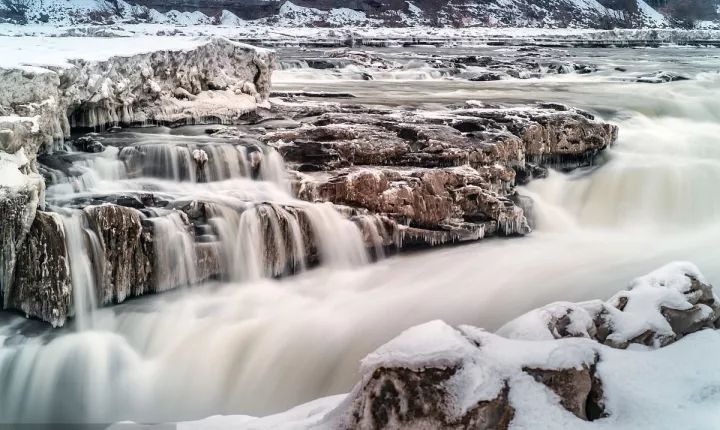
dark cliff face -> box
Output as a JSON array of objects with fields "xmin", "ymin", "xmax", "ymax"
[
  {"xmin": 130, "ymin": 0, "xmax": 282, "ymax": 19},
  {"xmin": 125, "ymin": 0, "xmax": 656, "ymax": 27},
  {"xmin": 125, "ymin": 0, "xmax": 718, "ymax": 25}
]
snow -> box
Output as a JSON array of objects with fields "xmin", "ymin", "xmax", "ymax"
[
  {"xmin": 164, "ymin": 10, "xmax": 213, "ymax": 25},
  {"xmin": 0, "ymin": 0, "xmax": 707, "ymax": 28},
  {"xmin": 0, "ymin": 148, "xmax": 32, "ymax": 190},
  {"xmin": 637, "ymin": 0, "xmax": 670, "ymax": 27},
  {"xmin": 497, "ymin": 261, "xmax": 718, "ymax": 348},
  {"xmin": 360, "ymin": 320, "xmax": 477, "ymax": 373},
  {"xmin": 496, "ymin": 300, "xmax": 602, "ymax": 341},
  {"xmin": 0, "ymin": 22, "xmax": 718, "ymax": 46},
  {"xmin": 605, "ymin": 261, "xmax": 716, "ymax": 345},
  {"xmin": 219, "ymin": 10, "xmax": 245, "ymax": 26},
  {"xmin": 0, "ymin": 36, "xmax": 212, "ymax": 70}
]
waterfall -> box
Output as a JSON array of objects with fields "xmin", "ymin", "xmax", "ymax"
[
  {"xmin": 0, "ymin": 125, "xmax": 376, "ymax": 423},
  {"xmin": 523, "ymin": 113, "xmax": 720, "ymax": 230},
  {"xmin": 59, "ymin": 210, "xmax": 102, "ymax": 331},
  {"xmin": 39, "ymin": 128, "xmax": 372, "ymax": 319},
  {"xmin": 149, "ymin": 210, "xmax": 199, "ymax": 291}
]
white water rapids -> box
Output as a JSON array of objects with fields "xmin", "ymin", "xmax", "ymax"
[{"xmin": 1, "ymin": 46, "xmax": 720, "ymax": 424}]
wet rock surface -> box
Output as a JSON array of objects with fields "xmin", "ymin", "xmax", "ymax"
[
  {"xmin": 83, "ymin": 205, "xmax": 154, "ymax": 304},
  {"xmin": 635, "ymin": 70, "xmax": 690, "ymax": 83},
  {"xmin": 8, "ymin": 211, "xmax": 71, "ymax": 328},
  {"xmin": 0, "ymin": 37, "xmax": 276, "ymax": 324},
  {"xmin": 249, "ymin": 101, "xmax": 617, "ymax": 247},
  {"xmin": 0, "ymin": 41, "xmax": 620, "ymax": 326}
]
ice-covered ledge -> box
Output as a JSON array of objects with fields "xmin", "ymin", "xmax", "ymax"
[
  {"xmin": 0, "ymin": 36, "xmax": 275, "ymax": 320},
  {"xmin": 0, "ymin": 36, "xmax": 275, "ymax": 132}
]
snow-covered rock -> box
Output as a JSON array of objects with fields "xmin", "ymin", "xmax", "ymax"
[
  {"xmin": 498, "ymin": 261, "xmax": 720, "ymax": 348},
  {"xmin": 184, "ymin": 262, "xmax": 719, "ymax": 429}
]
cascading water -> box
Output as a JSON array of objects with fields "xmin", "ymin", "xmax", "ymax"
[
  {"xmin": 58, "ymin": 210, "xmax": 101, "ymax": 331},
  {"xmin": 147, "ymin": 210, "xmax": 199, "ymax": 291},
  {"xmin": 2, "ymin": 46, "xmax": 720, "ymax": 425}
]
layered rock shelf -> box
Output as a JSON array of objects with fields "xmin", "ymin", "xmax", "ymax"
[{"xmin": 254, "ymin": 101, "xmax": 617, "ymax": 247}]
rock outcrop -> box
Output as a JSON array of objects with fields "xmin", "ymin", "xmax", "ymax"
[
  {"xmin": 250, "ymin": 101, "xmax": 617, "ymax": 247},
  {"xmin": 7, "ymin": 211, "xmax": 71, "ymax": 328},
  {"xmin": 0, "ymin": 146, "xmax": 45, "ymax": 310},
  {"xmin": 0, "ymin": 38, "xmax": 617, "ymax": 327},
  {"xmin": 83, "ymin": 204, "xmax": 154, "ymax": 304},
  {"xmin": 280, "ymin": 48, "xmax": 601, "ymax": 82}
]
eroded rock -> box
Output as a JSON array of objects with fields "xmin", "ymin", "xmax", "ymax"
[
  {"xmin": 9, "ymin": 211, "xmax": 71, "ymax": 328},
  {"xmin": 84, "ymin": 204, "xmax": 154, "ymax": 304},
  {"xmin": 256, "ymin": 101, "xmax": 616, "ymax": 248}
]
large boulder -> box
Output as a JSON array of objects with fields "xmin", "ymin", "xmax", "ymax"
[{"xmin": 336, "ymin": 321, "xmax": 603, "ymax": 430}]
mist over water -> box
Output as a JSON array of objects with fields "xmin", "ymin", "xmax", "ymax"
[{"xmin": 2, "ymin": 46, "xmax": 720, "ymax": 423}]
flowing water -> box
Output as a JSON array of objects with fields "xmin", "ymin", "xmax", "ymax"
[{"xmin": 1, "ymin": 45, "xmax": 720, "ymax": 424}]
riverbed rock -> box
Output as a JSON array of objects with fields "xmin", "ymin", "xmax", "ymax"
[
  {"xmin": 0, "ymin": 38, "xmax": 275, "ymax": 325},
  {"xmin": 8, "ymin": 211, "xmax": 72, "ymax": 328},
  {"xmin": 0, "ymin": 148, "xmax": 44, "ymax": 309},
  {"xmin": 317, "ymin": 262, "xmax": 712, "ymax": 429},
  {"xmin": 336, "ymin": 320, "xmax": 603, "ymax": 430},
  {"xmin": 255, "ymin": 101, "xmax": 616, "ymax": 248},
  {"xmin": 84, "ymin": 204, "xmax": 154, "ymax": 304},
  {"xmin": 635, "ymin": 71, "xmax": 690, "ymax": 83},
  {"xmin": 297, "ymin": 165, "xmax": 529, "ymax": 247}
]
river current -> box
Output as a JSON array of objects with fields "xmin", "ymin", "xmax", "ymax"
[{"xmin": 1, "ymin": 45, "xmax": 719, "ymax": 423}]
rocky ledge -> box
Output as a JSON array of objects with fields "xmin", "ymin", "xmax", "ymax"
[
  {"xmin": 0, "ymin": 37, "xmax": 276, "ymax": 323},
  {"xmin": 207, "ymin": 261, "xmax": 719, "ymax": 429},
  {"xmin": 235, "ymin": 100, "xmax": 617, "ymax": 247}
]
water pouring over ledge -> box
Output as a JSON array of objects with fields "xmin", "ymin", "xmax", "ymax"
[
  {"xmin": 36, "ymin": 128, "xmax": 374, "ymax": 330},
  {"xmin": 1, "ymin": 45, "xmax": 720, "ymax": 424}
]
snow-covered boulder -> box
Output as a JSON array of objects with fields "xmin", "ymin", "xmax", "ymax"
[
  {"xmin": 329, "ymin": 320, "xmax": 602, "ymax": 429},
  {"xmin": 498, "ymin": 262, "xmax": 720, "ymax": 348}
]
